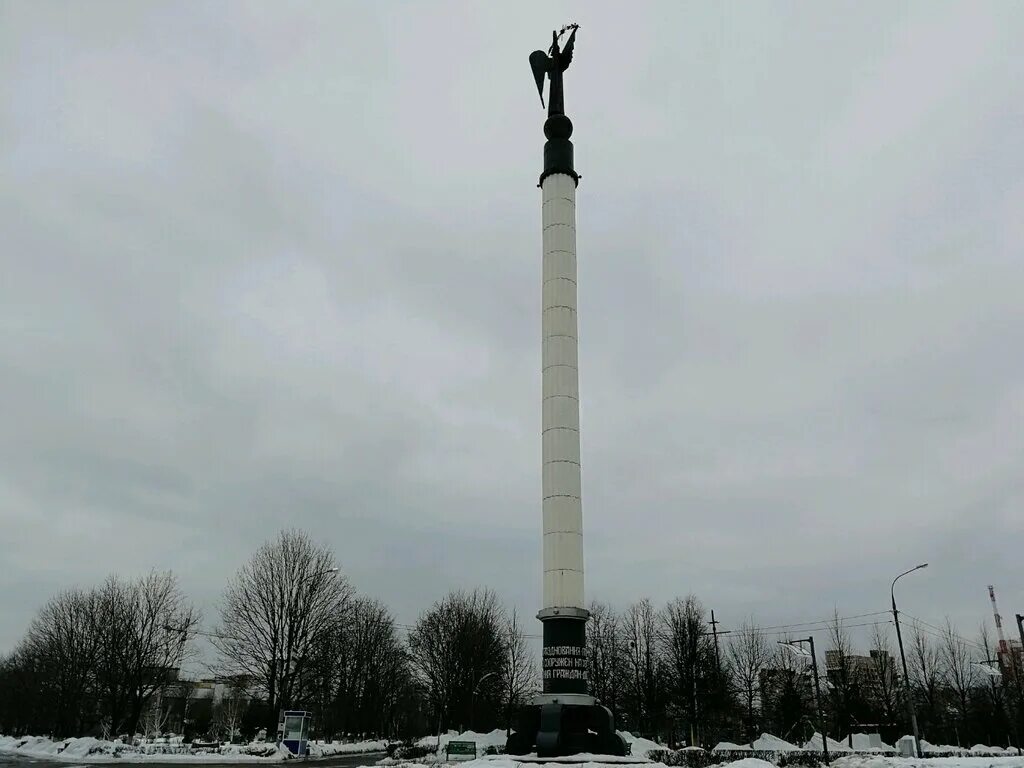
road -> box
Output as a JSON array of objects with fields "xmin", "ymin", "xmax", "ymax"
[{"xmin": 0, "ymin": 752, "xmax": 386, "ymax": 768}]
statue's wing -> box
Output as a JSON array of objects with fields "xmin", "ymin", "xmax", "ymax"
[
  {"xmin": 529, "ymin": 50, "xmax": 549, "ymax": 107},
  {"xmin": 561, "ymin": 29, "xmax": 576, "ymax": 69}
]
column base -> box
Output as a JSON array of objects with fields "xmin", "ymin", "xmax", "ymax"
[{"xmin": 506, "ymin": 701, "xmax": 627, "ymax": 758}]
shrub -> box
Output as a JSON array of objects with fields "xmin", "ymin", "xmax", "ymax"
[{"xmin": 392, "ymin": 744, "xmax": 431, "ymax": 760}]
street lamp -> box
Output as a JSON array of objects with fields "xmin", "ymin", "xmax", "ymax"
[
  {"xmin": 779, "ymin": 638, "xmax": 828, "ymax": 763},
  {"xmin": 891, "ymin": 563, "xmax": 928, "ymax": 759},
  {"xmin": 471, "ymin": 671, "xmax": 498, "ymax": 732}
]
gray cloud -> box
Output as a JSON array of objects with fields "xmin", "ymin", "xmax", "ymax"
[{"xmin": 2, "ymin": 1, "xmax": 1022, "ymax": 656}]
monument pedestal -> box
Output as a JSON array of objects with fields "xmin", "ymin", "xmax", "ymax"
[
  {"xmin": 507, "ymin": 697, "xmax": 626, "ymax": 757},
  {"xmin": 506, "ymin": 611, "xmax": 626, "ymax": 757}
]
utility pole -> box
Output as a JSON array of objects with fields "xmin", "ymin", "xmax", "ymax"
[
  {"xmin": 778, "ymin": 638, "xmax": 829, "ymax": 763},
  {"xmin": 892, "ymin": 564, "xmax": 928, "ymax": 758},
  {"xmin": 710, "ymin": 610, "xmax": 721, "ymax": 669},
  {"xmin": 1017, "ymin": 615, "xmax": 1024, "ymax": 755}
]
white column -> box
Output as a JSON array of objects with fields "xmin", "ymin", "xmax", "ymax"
[{"xmin": 541, "ymin": 172, "xmax": 584, "ymax": 611}]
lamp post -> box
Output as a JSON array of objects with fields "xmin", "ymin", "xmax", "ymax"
[
  {"xmin": 891, "ymin": 563, "xmax": 928, "ymax": 758},
  {"xmin": 779, "ymin": 638, "xmax": 828, "ymax": 763},
  {"xmin": 471, "ymin": 671, "xmax": 498, "ymax": 732}
]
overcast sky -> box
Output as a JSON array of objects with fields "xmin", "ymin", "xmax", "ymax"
[{"xmin": 2, "ymin": 1, "xmax": 1022, "ymax": 658}]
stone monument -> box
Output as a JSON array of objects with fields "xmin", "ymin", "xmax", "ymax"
[{"xmin": 506, "ymin": 25, "xmax": 628, "ymax": 759}]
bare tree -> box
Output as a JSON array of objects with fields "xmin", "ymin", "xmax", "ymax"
[
  {"xmin": 976, "ymin": 621, "xmax": 1010, "ymax": 744},
  {"xmin": 762, "ymin": 635, "xmax": 813, "ymax": 745},
  {"xmin": 214, "ymin": 529, "xmax": 353, "ymax": 733},
  {"xmin": 314, "ymin": 597, "xmax": 412, "ymax": 738},
  {"xmin": 940, "ymin": 618, "xmax": 978, "ymax": 724},
  {"xmin": 728, "ymin": 619, "xmax": 772, "ymax": 743},
  {"xmin": 127, "ymin": 572, "xmax": 199, "ymax": 735},
  {"xmin": 93, "ymin": 575, "xmax": 137, "ymax": 737},
  {"xmin": 658, "ymin": 595, "xmax": 715, "ymax": 746},
  {"xmin": 867, "ymin": 623, "xmax": 900, "ymax": 732},
  {"xmin": 212, "ymin": 677, "xmax": 251, "ymax": 743},
  {"xmin": 0, "ymin": 643, "xmax": 60, "ymax": 737},
  {"xmin": 588, "ymin": 601, "xmax": 625, "ymax": 721},
  {"xmin": 2, "ymin": 573, "xmax": 195, "ymax": 739},
  {"xmin": 500, "ymin": 609, "xmax": 538, "ymax": 735},
  {"xmin": 827, "ymin": 610, "xmax": 869, "ymax": 745},
  {"xmin": 91, "ymin": 572, "xmax": 199, "ymax": 737},
  {"xmin": 908, "ymin": 623, "xmax": 942, "ymax": 733},
  {"xmin": 407, "ymin": 589, "xmax": 506, "ymax": 733},
  {"xmin": 20, "ymin": 588, "xmax": 101, "ymax": 737},
  {"xmin": 623, "ymin": 598, "xmax": 662, "ymax": 736}
]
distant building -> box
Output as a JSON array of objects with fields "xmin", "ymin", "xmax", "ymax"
[
  {"xmin": 825, "ymin": 649, "xmax": 898, "ymax": 704},
  {"xmin": 140, "ymin": 671, "xmax": 257, "ymax": 738},
  {"xmin": 825, "ymin": 651, "xmax": 875, "ymax": 678},
  {"xmin": 759, "ymin": 667, "xmax": 790, "ymax": 703}
]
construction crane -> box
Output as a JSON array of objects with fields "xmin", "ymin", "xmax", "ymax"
[{"xmin": 988, "ymin": 584, "xmax": 1011, "ymax": 672}]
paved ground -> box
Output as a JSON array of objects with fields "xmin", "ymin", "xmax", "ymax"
[{"xmin": 0, "ymin": 752, "xmax": 386, "ymax": 768}]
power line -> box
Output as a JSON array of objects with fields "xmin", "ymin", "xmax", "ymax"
[
  {"xmin": 754, "ymin": 620, "xmax": 892, "ymax": 638},
  {"xmin": 902, "ymin": 614, "xmax": 987, "ymax": 652},
  {"xmin": 751, "ymin": 610, "xmax": 892, "ymax": 632},
  {"xmin": 714, "ymin": 611, "xmax": 891, "ymax": 637},
  {"xmin": 900, "ymin": 613, "xmax": 988, "ymax": 653}
]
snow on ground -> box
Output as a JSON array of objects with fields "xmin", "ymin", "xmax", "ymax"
[
  {"xmin": 0, "ymin": 734, "xmax": 393, "ymax": 763},
  {"xmin": 0, "ymin": 735, "xmax": 292, "ymax": 762},
  {"xmin": 438, "ymin": 759, "xmax": 651, "ymax": 768},
  {"xmin": 415, "ymin": 729, "xmax": 509, "ymax": 755},
  {"xmin": 618, "ymin": 731, "xmax": 668, "ymax": 758},
  {"xmin": 971, "ymin": 746, "xmax": 1020, "ymax": 757},
  {"xmin": 841, "ymin": 735, "xmax": 895, "ymax": 753},
  {"xmin": 803, "ymin": 734, "xmax": 855, "ymax": 753},
  {"xmin": 712, "ymin": 734, "xmax": 801, "ymax": 752},
  {"xmin": 831, "ymin": 756, "xmax": 1024, "ymax": 768},
  {"xmin": 411, "ymin": 729, "xmax": 664, "ymax": 759},
  {"xmin": 713, "ymin": 742, "xmax": 753, "ymax": 752},
  {"xmin": 6, "ymin": 731, "xmax": 1024, "ymax": 768},
  {"xmin": 750, "ymin": 734, "xmax": 802, "ymax": 752},
  {"xmin": 405, "ymin": 756, "xmax": 1024, "ymax": 768},
  {"xmin": 481, "ymin": 757, "xmax": 649, "ymax": 765},
  {"xmin": 309, "ymin": 739, "xmax": 389, "ymax": 756}
]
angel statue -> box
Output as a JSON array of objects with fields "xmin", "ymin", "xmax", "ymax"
[{"xmin": 529, "ymin": 24, "xmax": 578, "ymax": 118}]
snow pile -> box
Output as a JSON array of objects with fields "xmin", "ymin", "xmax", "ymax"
[
  {"xmin": 750, "ymin": 734, "xmax": 802, "ymax": 752},
  {"xmin": 711, "ymin": 734, "xmax": 800, "ymax": 752},
  {"xmin": 712, "ymin": 741, "xmax": 752, "ymax": 752},
  {"xmin": 840, "ymin": 734, "xmax": 894, "ymax": 753},
  {"xmin": 417, "ymin": 730, "xmax": 461, "ymax": 752},
  {"xmin": 468, "ymin": 729, "xmax": 512, "ymax": 753},
  {"xmin": 0, "ymin": 737, "xmax": 131, "ymax": 760},
  {"xmin": 0, "ymin": 735, "xmax": 292, "ymax": 762},
  {"xmin": 722, "ymin": 760, "xmax": 780, "ymax": 768},
  {"xmin": 219, "ymin": 742, "xmax": 293, "ymax": 760},
  {"xmin": 802, "ymin": 733, "xmax": 853, "ymax": 753},
  {"xmin": 971, "ymin": 745, "xmax": 1020, "ymax": 756},
  {"xmin": 618, "ymin": 731, "xmax": 668, "ymax": 758},
  {"xmin": 308, "ymin": 739, "xmax": 389, "ymax": 756},
  {"xmin": 471, "ymin": 758, "xmax": 655, "ymax": 767},
  {"xmin": 831, "ymin": 756, "xmax": 1024, "ymax": 768},
  {"xmin": 415, "ymin": 729, "xmax": 508, "ymax": 755},
  {"xmin": 918, "ymin": 739, "xmax": 964, "ymax": 754}
]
